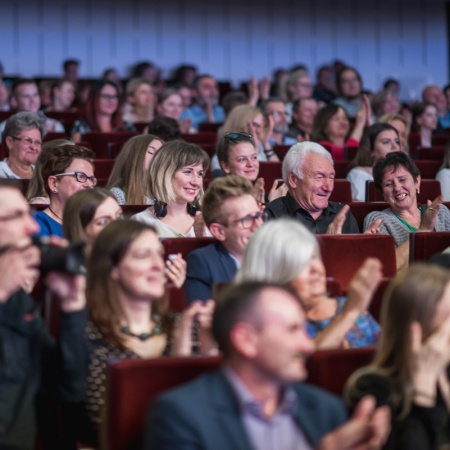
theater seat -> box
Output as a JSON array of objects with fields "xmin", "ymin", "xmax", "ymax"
[
  {"xmin": 329, "ymin": 179, "xmax": 352, "ymax": 203},
  {"xmin": 273, "ymin": 145, "xmax": 291, "ymax": 160},
  {"xmin": 334, "ymin": 160, "xmax": 351, "ymax": 179},
  {"xmin": 258, "ymin": 162, "xmax": 283, "ymax": 191},
  {"xmin": 93, "ymin": 159, "xmax": 115, "ymax": 180},
  {"xmin": 81, "ymin": 131, "xmax": 138, "ymax": 158},
  {"xmin": 319, "ymin": 234, "xmax": 397, "ymax": 292},
  {"xmin": 415, "ymin": 160, "xmax": 442, "ymax": 179},
  {"xmin": 307, "ymin": 347, "xmax": 376, "ymax": 396},
  {"xmin": 366, "ymin": 180, "xmax": 441, "ymax": 203},
  {"xmin": 349, "ymin": 202, "xmax": 389, "ymax": 232},
  {"xmin": 103, "ymin": 356, "xmax": 222, "ymax": 450},
  {"xmin": 409, "ymin": 231, "xmax": 450, "ymax": 262},
  {"xmin": 417, "ymin": 147, "xmax": 445, "ymax": 161},
  {"xmin": 368, "ymin": 277, "xmax": 391, "ymax": 323},
  {"xmin": 162, "ymin": 237, "xmax": 217, "ymax": 260},
  {"xmin": 121, "ymin": 205, "xmax": 148, "ymax": 216}
]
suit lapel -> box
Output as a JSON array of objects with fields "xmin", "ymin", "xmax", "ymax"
[{"xmin": 216, "ymin": 243, "xmax": 238, "ymax": 280}]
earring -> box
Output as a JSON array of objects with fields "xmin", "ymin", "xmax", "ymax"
[
  {"xmin": 417, "ymin": 189, "xmax": 420, "ymax": 195},
  {"xmin": 53, "ymin": 189, "xmax": 58, "ymax": 193}
]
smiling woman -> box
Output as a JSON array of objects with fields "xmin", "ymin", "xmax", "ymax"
[
  {"xmin": 132, "ymin": 140, "xmax": 211, "ymax": 237},
  {"xmin": 0, "ymin": 111, "xmax": 46, "ymax": 179}
]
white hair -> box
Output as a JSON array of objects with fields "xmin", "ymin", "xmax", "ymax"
[
  {"xmin": 235, "ymin": 218, "xmax": 320, "ymax": 285},
  {"xmin": 282, "ymin": 141, "xmax": 334, "ymax": 185}
]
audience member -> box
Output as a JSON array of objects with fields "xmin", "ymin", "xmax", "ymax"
[
  {"xmin": 0, "ymin": 79, "xmax": 10, "ymax": 111},
  {"xmin": 0, "ymin": 182, "xmax": 89, "ymax": 449},
  {"xmin": 280, "ymin": 69, "xmax": 313, "ymax": 107},
  {"xmin": 146, "ymin": 116, "xmax": 181, "ymax": 141},
  {"xmin": 287, "ymin": 97, "xmax": 319, "ymax": 140},
  {"xmin": 411, "ymin": 102, "xmax": 438, "ymax": 149},
  {"xmin": 122, "ymin": 78, "xmax": 155, "ymax": 124},
  {"xmin": 364, "ymin": 151, "xmax": 450, "ymax": 270},
  {"xmin": 313, "ymin": 65, "xmax": 337, "ymax": 104},
  {"xmin": 71, "ymin": 80, "xmax": 134, "ymax": 142},
  {"xmin": 171, "ymin": 64, "xmax": 198, "ymax": 88},
  {"xmin": 236, "ymin": 219, "xmax": 382, "ymax": 348},
  {"xmin": 333, "ymin": 66, "xmax": 365, "ymax": 119},
  {"xmin": 436, "ymin": 140, "xmax": 450, "ymax": 201},
  {"xmin": 38, "ymin": 80, "xmax": 52, "ymax": 110},
  {"xmin": 221, "ymin": 90, "xmax": 248, "ymax": 117},
  {"xmin": 371, "ymin": 90, "xmax": 400, "ymax": 119},
  {"xmin": 422, "ymin": 84, "xmax": 450, "ymax": 130},
  {"xmin": 145, "ymin": 281, "xmax": 390, "ymax": 450},
  {"xmin": 101, "ymin": 67, "xmax": 123, "ymax": 95},
  {"xmin": 180, "ymin": 74, "xmax": 224, "ymax": 130},
  {"xmin": 0, "ymin": 112, "xmax": 45, "ymax": 179},
  {"xmin": 311, "ymin": 100, "xmax": 370, "ymax": 160},
  {"xmin": 378, "ymin": 113, "xmax": 410, "ymax": 153},
  {"xmin": 183, "ymin": 175, "xmax": 265, "ymax": 303},
  {"xmin": 27, "ymin": 138, "xmax": 73, "ymax": 204},
  {"xmin": 345, "ymin": 263, "xmax": 450, "ymax": 449},
  {"xmin": 132, "ymin": 140, "xmax": 210, "ymax": 237},
  {"xmin": 63, "ymin": 58, "xmax": 80, "ymax": 86},
  {"xmin": 0, "ymin": 79, "xmax": 65, "ymax": 138},
  {"xmin": 266, "ymin": 141, "xmax": 364, "ymax": 234},
  {"xmin": 260, "ymin": 98, "xmax": 297, "ymax": 146},
  {"xmin": 106, "ymin": 134, "xmax": 163, "ymax": 205},
  {"xmin": 382, "ymin": 78, "xmax": 400, "ymax": 96},
  {"xmin": 82, "ymin": 219, "xmax": 213, "ymax": 444},
  {"xmin": 347, "ymin": 123, "xmax": 400, "ymax": 201},
  {"xmin": 35, "ymin": 144, "xmax": 96, "ymax": 237},
  {"xmin": 156, "ymin": 88, "xmax": 193, "ymax": 133},
  {"xmin": 45, "ymin": 79, "xmax": 76, "ymax": 112},
  {"xmin": 130, "ymin": 61, "xmax": 164, "ymax": 93}
]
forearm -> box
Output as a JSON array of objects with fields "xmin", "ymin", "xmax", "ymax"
[
  {"xmin": 314, "ymin": 309, "xmax": 359, "ymax": 349},
  {"xmin": 395, "ymin": 240, "xmax": 410, "ymax": 271}
]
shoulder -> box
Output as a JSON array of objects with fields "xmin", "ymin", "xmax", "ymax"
[
  {"xmin": 347, "ymin": 168, "xmax": 372, "ymax": 181},
  {"xmin": 187, "ymin": 242, "xmax": 219, "ymax": 259},
  {"xmin": 131, "ymin": 208, "xmax": 156, "ymax": 224},
  {"xmin": 110, "ymin": 187, "xmax": 126, "ymax": 205},
  {"xmin": 265, "ymin": 195, "xmax": 290, "ymax": 216}
]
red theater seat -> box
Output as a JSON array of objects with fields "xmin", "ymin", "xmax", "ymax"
[
  {"xmin": 349, "ymin": 202, "xmax": 389, "ymax": 232},
  {"xmin": 409, "ymin": 231, "xmax": 450, "ymax": 262},
  {"xmin": 329, "ymin": 179, "xmax": 352, "ymax": 203},
  {"xmin": 417, "ymin": 147, "xmax": 445, "ymax": 161},
  {"xmin": 162, "ymin": 237, "xmax": 217, "ymax": 260},
  {"xmin": 93, "ymin": 159, "xmax": 115, "ymax": 179},
  {"xmin": 415, "ymin": 160, "xmax": 442, "ymax": 179},
  {"xmin": 368, "ymin": 277, "xmax": 391, "ymax": 323},
  {"xmin": 81, "ymin": 132, "xmax": 137, "ymax": 158}
]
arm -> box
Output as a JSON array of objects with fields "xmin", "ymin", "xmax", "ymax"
[{"xmin": 349, "ymin": 94, "xmax": 371, "ymax": 143}]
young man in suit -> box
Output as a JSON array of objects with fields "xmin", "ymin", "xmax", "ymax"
[{"xmin": 183, "ymin": 175, "xmax": 265, "ymax": 304}]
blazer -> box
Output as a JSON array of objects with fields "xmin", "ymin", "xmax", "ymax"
[
  {"xmin": 145, "ymin": 370, "xmax": 347, "ymax": 450},
  {"xmin": 183, "ymin": 242, "xmax": 238, "ymax": 304}
]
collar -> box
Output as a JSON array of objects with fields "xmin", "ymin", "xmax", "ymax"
[{"xmin": 284, "ymin": 193, "xmax": 341, "ymax": 219}]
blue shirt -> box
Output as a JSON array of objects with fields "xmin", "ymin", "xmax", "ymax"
[
  {"xmin": 34, "ymin": 211, "xmax": 63, "ymax": 238},
  {"xmin": 180, "ymin": 104, "xmax": 225, "ymax": 131}
]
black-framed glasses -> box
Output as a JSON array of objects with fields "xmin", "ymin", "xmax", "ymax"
[
  {"xmin": 232, "ymin": 211, "xmax": 268, "ymax": 229},
  {"xmin": 54, "ymin": 171, "xmax": 98, "ymax": 186},
  {"xmin": 12, "ymin": 136, "xmax": 42, "ymax": 147},
  {"xmin": 224, "ymin": 132, "xmax": 252, "ymax": 141},
  {"xmin": 99, "ymin": 93, "xmax": 119, "ymax": 101}
]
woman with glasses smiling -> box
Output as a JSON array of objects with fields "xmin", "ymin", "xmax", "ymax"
[
  {"xmin": 35, "ymin": 144, "xmax": 96, "ymax": 237},
  {"xmin": 71, "ymin": 80, "xmax": 135, "ymax": 143},
  {"xmin": 0, "ymin": 111, "xmax": 46, "ymax": 179}
]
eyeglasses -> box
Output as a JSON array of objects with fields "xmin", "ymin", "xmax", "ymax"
[
  {"xmin": 268, "ymin": 111, "xmax": 289, "ymax": 118},
  {"xmin": 99, "ymin": 93, "xmax": 119, "ymax": 101},
  {"xmin": 232, "ymin": 211, "xmax": 268, "ymax": 229},
  {"xmin": 224, "ymin": 132, "xmax": 252, "ymax": 141},
  {"xmin": 53, "ymin": 171, "xmax": 98, "ymax": 186},
  {"xmin": 12, "ymin": 136, "xmax": 42, "ymax": 147}
]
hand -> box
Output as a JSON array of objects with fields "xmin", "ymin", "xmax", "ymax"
[
  {"xmin": 259, "ymin": 76, "xmax": 271, "ymax": 100},
  {"xmin": 253, "ymin": 177, "xmax": 266, "ymax": 206},
  {"xmin": 0, "ymin": 239, "xmax": 40, "ymax": 302},
  {"xmin": 268, "ymin": 179, "xmax": 288, "ymax": 202},
  {"xmin": 363, "ymin": 218, "xmax": 382, "ymax": 235},
  {"xmin": 418, "ymin": 195, "xmax": 442, "ymax": 232},
  {"xmin": 165, "ymin": 253, "xmax": 187, "ymax": 288},
  {"xmin": 317, "ymin": 396, "xmax": 390, "ymax": 450},
  {"xmin": 247, "ymin": 76, "xmax": 259, "ymax": 106},
  {"xmin": 45, "ymin": 273, "xmax": 86, "ymax": 312},
  {"xmin": 196, "ymin": 300, "xmax": 218, "ymax": 355},
  {"xmin": 297, "ymin": 133, "xmax": 310, "ymax": 143},
  {"xmin": 344, "ymin": 258, "xmax": 383, "ymax": 315},
  {"xmin": 204, "ymin": 97, "xmax": 215, "ymax": 122},
  {"xmin": 193, "ymin": 211, "xmax": 208, "ymax": 237},
  {"xmin": 355, "ymin": 94, "xmax": 372, "ymax": 128},
  {"xmin": 261, "ymin": 114, "xmax": 274, "ymax": 149},
  {"xmin": 326, "ymin": 205, "xmax": 350, "ymax": 234},
  {"xmin": 179, "ymin": 118, "xmax": 192, "ymax": 134}
]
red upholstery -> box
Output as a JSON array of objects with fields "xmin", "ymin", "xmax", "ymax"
[
  {"xmin": 415, "ymin": 160, "xmax": 442, "ymax": 179},
  {"xmin": 166, "ymin": 286, "xmax": 187, "ymax": 312},
  {"xmin": 121, "ymin": 205, "xmax": 148, "ymax": 217},
  {"xmin": 329, "ymin": 179, "xmax": 352, "ymax": 203},
  {"xmin": 366, "ymin": 180, "xmax": 441, "ymax": 203},
  {"xmin": 45, "ymin": 110, "xmax": 81, "ymax": 134},
  {"xmin": 0, "ymin": 110, "xmax": 14, "ymax": 123},
  {"xmin": 319, "ymin": 234, "xmax": 397, "ymax": 292},
  {"xmin": 162, "ymin": 237, "xmax": 217, "ymax": 260},
  {"xmin": 344, "ymin": 145, "xmax": 358, "ymax": 161},
  {"xmin": 348, "ymin": 202, "xmax": 389, "ymax": 232},
  {"xmin": 108, "ymin": 141, "xmax": 125, "ymax": 159},
  {"xmin": 417, "ymin": 147, "xmax": 445, "ymax": 161},
  {"xmin": 104, "ymin": 357, "xmax": 222, "ymax": 450},
  {"xmin": 368, "ymin": 277, "xmax": 391, "ymax": 323},
  {"xmin": 93, "ymin": 159, "xmax": 115, "ymax": 180},
  {"xmin": 409, "ymin": 231, "xmax": 450, "ymax": 262},
  {"xmin": 43, "ymin": 132, "xmax": 68, "ymax": 141},
  {"xmin": 181, "ymin": 132, "xmax": 217, "ymax": 146},
  {"xmin": 432, "ymin": 134, "xmax": 448, "ymax": 146},
  {"xmin": 199, "ymin": 122, "xmax": 223, "ymax": 133},
  {"xmin": 307, "ymin": 347, "xmax": 375, "ymax": 395},
  {"xmin": 334, "ymin": 160, "xmax": 351, "ymax": 179},
  {"xmin": 81, "ymin": 132, "xmax": 138, "ymax": 158},
  {"xmin": 258, "ymin": 162, "xmax": 283, "ymax": 191},
  {"xmin": 273, "ymin": 145, "xmax": 291, "ymax": 160}
]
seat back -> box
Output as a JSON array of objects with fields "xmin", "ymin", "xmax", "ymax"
[
  {"xmin": 334, "ymin": 160, "xmax": 351, "ymax": 179},
  {"xmin": 319, "ymin": 234, "xmax": 397, "ymax": 292},
  {"xmin": 348, "ymin": 202, "xmax": 389, "ymax": 232},
  {"xmin": 366, "ymin": 180, "xmax": 441, "ymax": 203},
  {"xmin": 368, "ymin": 277, "xmax": 391, "ymax": 323},
  {"xmin": 82, "ymin": 132, "xmax": 138, "ymax": 158},
  {"xmin": 93, "ymin": 159, "xmax": 115, "ymax": 180},
  {"xmin": 414, "ymin": 160, "xmax": 442, "ymax": 179},
  {"xmin": 409, "ymin": 231, "xmax": 450, "ymax": 262},
  {"xmin": 162, "ymin": 237, "xmax": 217, "ymax": 260},
  {"xmin": 258, "ymin": 162, "xmax": 283, "ymax": 191},
  {"xmin": 307, "ymin": 347, "xmax": 376, "ymax": 395},
  {"xmin": 103, "ymin": 357, "xmax": 222, "ymax": 450},
  {"xmin": 329, "ymin": 179, "xmax": 352, "ymax": 203},
  {"xmin": 417, "ymin": 147, "xmax": 446, "ymax": 160}
]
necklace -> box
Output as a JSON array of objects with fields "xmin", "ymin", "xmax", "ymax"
[
  {"xmin": 120, "ymin": 315, "xmax": 162, "ymax": 341},
  {"xmin": 48, "ymin": 206, "xmax": 63, "ymax": 222}
]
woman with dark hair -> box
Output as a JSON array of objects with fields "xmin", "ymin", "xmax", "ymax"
[
  {"xmin": 132, "ymin": 140, "xmax": 211, "ymax": 237},
  {"xmin": 82, "ymin": 219, "xmax": 214, "ymax": 444},
  {"xmin": 411, "ymin": 102, "xmax": 438, "ymax": 149},
  {"xmin": 345, "ymin": 263, "xmax": 450, "ymax": 449},
  {"xmin": 71, "ymin": 80, "xmax": 134, "ymax": 143},
  {"xmin": 436, "ymin": 140, "xmax": 450, "ymax": 201},
  {"xmin": 156, "ymin": 88, "xmax": 193, "ymax": 134},
  {"xmin": 35, "ymin": 144, "xmax": 96, "ymax": 237},
  {"xmin": 311, "ymin": 98, "xmax": 370, "ymax": 160},
  {"xmin": 364, "ymin": 151, "xmax": 450, "ymax": 270},
  {"xmin": 347, "ymin": 123, "xmax": 400, "ymax": 201}
]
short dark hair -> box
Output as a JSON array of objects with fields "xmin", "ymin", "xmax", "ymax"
[
  {"xmin": 336, "ymin": 66, "xmax": 362, "ymax": 96},
  {"xmin": 63, "ymin": 59, "xmax": 79, "ymax": 71},
  {"xmin": 212, "ymin": 281, "xmax": 298, "ymax": 357},
  {"xmin": 193, "ymin": 74, "xmax": 215, "ymax": 91},
  {"xmin": 373, "ymin": 151, "xmax": 420, "ymax": 191},
  {"xmin": 216, "ymin": 132, "xmax": 255, "ymax": 165},
  {"xmin": 147, "ymin": 116, "xmax": 181, "ymax": 141},
  {"xmin": 11, "ymin": 78, "xmax": 37, "ymax": 96}
]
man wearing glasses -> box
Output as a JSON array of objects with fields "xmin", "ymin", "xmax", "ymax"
[
  {"xmin": 0, "ymin": 182, "xmax": 89, "ymax": 449},
  {"xmin": 0, "ymin": 79, "xmax": 65, "ymax": 139},
  {"xmin": 261, "ymin": 98, "xmax": 297, "ymax": 147},
  {"xmin": 183, "ymin": 176, "xmax": 265, "ymax": 304}
]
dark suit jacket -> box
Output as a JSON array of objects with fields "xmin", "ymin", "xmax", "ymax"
[
  {"xmin": 183, "ymin": 242, "xmax": 237, "ymax": 304},
  {"xmin": 145, "ymin": 370, "xmax": 347, "ymax": 450}
]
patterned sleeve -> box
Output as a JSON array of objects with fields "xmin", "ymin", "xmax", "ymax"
[{"xmin": 110, "ymin": 187, "xmax": 126, "ymax": 205}]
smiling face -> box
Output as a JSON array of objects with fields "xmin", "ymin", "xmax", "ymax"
[
  {"xmin": 112, "ymin": 230, "xmax": 165, "ymax": 303},
  {"xmin": 417, "ymin": 105, "xmax": 438, "ymax": 131},
  {"xmin": 325, "ymin": 107, "xmax": 350, "ymax": 140},
  {"xmin": 293, "ymin": 98, "xmax": 319, "ymax": 130},
  {"xmin": 132, "ymin": 82, "xmax": 154, "ymax": 108},
  {"xmin": 288, "ymin": 75, "xmax": 313, "ymax": 100},
  {"xmin": 339, "ymin": 69, "xmax": 361, "ymax": 99},
  {"xmin": 55, "ymin": 81, "xmax": 75, "ymax": 109},
  {"xmin": 98, "ymin": 84, "xmax": 119, "ymax": 116},
  {"xmin": 389, "ymin": 119, "xmax": 408, "ymax": 152},
  {"xmin": 13, "ymin": 83, "xmax": 41, "ymax": 112},
  {"xmin": 6, "ymin": 127, "xmax": 42, "ymax": 167},
  {"xmin": 291, "ymin": 255, "xmax": 327, "ymax": 305},
  {"xmin": 84, "ymin": 197, "xmax": 123, "ymax": 246},
  {"xmin": 289, "ymin": 152, "xmax": 335, "ymax": 217},
  {"xmin": 171, "ymin": 163, "xmax": 204, "ymax": 204},
  {"xmin": 265, "ymin": 101, "xmax": 289, "ymax": 134},
  {"xmin": 381, "ymin": 164, "xmax": 420, "ymax": 213},
  {"xmin": 372, "ymin": 130, "xmax": 401, "ymax": 162},
  {"xmin": 221, "ymin": 142, "xmax": 259, "ymax": 181},
  {"xmin": 144, "ymin": 139, "xmax": 163, "ymax": 170},
  {"xmin": 157, "ymin": 93, "xmax": 184, "ymax": 120}
]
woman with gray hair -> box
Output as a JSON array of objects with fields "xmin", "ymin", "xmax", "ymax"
[
  {"xmin": 0, "ymin": 111, "xmax": 46, "ymax": 179},
  {"xmin": 235, "ymin": 218, "xmax": 382, "ymax": 349}
]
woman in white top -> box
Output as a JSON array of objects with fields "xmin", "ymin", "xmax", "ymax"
[
  {"xmin": 347, "ymin": 123, "xmax": 400, "ymax": 201},
  {"xmin": 132, "ymin": 140, "xmax": 210, "ymax": 238},
  {"xmin": 436, "ymin": 141, "xmax": 450, "ymax": 201}
]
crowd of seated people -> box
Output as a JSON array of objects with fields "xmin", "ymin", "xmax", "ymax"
[{"xmin": 1, "ymin": 56, "xmax": 450, "ymax": 450}]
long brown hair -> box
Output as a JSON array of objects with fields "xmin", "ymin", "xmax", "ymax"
[{"xmin": 86, "ymin": 220, "xmax": 168, "ymax": 350}]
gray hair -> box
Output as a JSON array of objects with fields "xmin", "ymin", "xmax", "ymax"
[
  {"xmin": 4, "ymin": 111, "xmax": 46, "ymax": 140},
  {"xmin": 282, "ymin": 141, "xmax": 333, "ymax": 184},
  {"xmin": 235, "ymin": 218, "xmax": 320, "ymax": 285}
]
